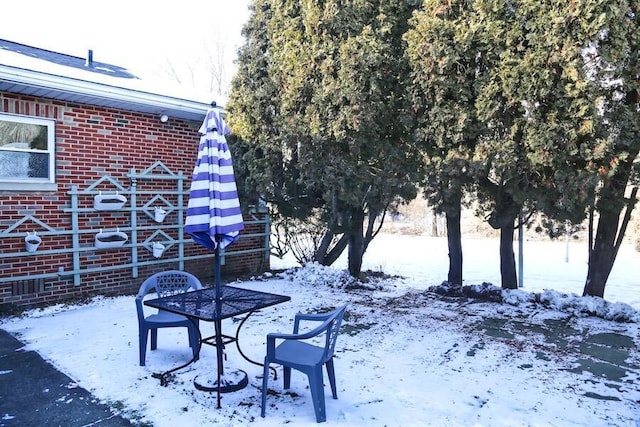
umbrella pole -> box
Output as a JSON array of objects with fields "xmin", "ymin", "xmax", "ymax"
[{"xmin": 215, "ymin": 239, "xmax": 223, "ymax": 409}]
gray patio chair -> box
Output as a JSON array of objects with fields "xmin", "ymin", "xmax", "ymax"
[
  {"xmin": 136, "ymin": 270, "xmax": 202, "ymax": 366},
  {"xmin": 261, "ymin": 304, "xmax": 348, "ymax": 423}
]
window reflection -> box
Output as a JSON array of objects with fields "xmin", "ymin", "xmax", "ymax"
[{"xmin": 0, "ymin": 114, "xmax": 54, "ymax": 183}]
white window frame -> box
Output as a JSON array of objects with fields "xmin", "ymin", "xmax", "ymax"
[{"xmin": 0, "ymin": 112, "xmax": 56, "ymax": 192}]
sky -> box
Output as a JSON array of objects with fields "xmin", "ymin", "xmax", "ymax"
[
  {"xmin": 2, "ymin": 234, "xmax": 639, "ymax": 426},
  {"xmin": 1, "ymin": 0, "xmax": 252, "ymax": 103}
]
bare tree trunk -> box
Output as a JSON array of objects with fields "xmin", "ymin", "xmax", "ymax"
[
  {"xmin": 347, "ymin": 208, "xmax": 365, "ymax": 277},
  {"xmin": 446, "ymin": 195, "xmax": 463, "ymax": 286},
  {"xmin": 584, "ymin": 209, "xmax": 619, "ymax": 297},
  {"xmin": 315, "ymin": 229, "xmax": 334, "ymax": 265},
  {"xmin": 431, "ymin": 211, "xmax": 439, "ymax": 237},
  {"xmin": 363, "ymin": 206, "xmax": 385, "ymax": 253},
  {"xmin": 486, "ymin": 186, "xmax": 520, "ymax": 290},
  {"xmin": 316, "ymin": 233, "xmax": 348, "ymax": 266},
  {"xmin": 584, "ymin": 186, "xmax": 638, "ymax": 297},
  {"xmin": 499, "ymin": 223, "xmax": 517, "ymax": 289}
]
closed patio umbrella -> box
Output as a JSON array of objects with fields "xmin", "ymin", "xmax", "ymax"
[
  {"xmin": 185, "ymin": 105, "xmax": 244, "ymax": 407},
  {"xmin": 186, "ymin": 105, "xmax": 244, "ymax": 253}
]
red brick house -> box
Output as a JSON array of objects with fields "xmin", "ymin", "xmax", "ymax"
[{"xmin": 0, "ymin": 40, "xmax": 269, "ymax": 310}]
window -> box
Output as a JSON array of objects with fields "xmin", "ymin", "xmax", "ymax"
[{"xmin": 0, "ymin": 112, "xmax": 55, "ymax": 190}]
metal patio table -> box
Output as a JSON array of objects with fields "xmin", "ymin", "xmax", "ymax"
[{"xmin": 144, "ymin": 284, "xmax": 290, "ymax": 407}]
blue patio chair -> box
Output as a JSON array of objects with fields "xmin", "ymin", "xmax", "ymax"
[
  {"xmin": 136, "ymin": 270, "xmax": 202, "ymax": 366},
  {"xmin": 261, "ymin": 304, "xmax": 348, "ymax": 423}
]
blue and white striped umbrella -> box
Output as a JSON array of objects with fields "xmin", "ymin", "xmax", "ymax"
[
  {"xmin": 185, "ymin": 108, "xmax": 244, "ymax": 251},
  {"xmin": 185, "ymin": 107, "xmax": 245, "ymax": 405}
]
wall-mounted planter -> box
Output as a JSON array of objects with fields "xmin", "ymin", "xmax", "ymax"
[
  {"xmin": 95, "ymin": 229, "xmax": 128, "ymax": 249},
  {"xmin": 94, "ymin": 193, "xmax": 127, "ymax": 210},
  {"xmin": 25, "ymin": 232, "xmax": 42, "ymax": 253},
  {"xmin": 154, "ymin": 207, "xmax": 168, "ymax": 223},
  {"xmin": 152, "ymin": 242, "xmax": 166, "ymax": 258}
]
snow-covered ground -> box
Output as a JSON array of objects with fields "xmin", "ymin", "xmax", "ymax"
[
  {"xmin": 308, "ymin": 234, "xmax": 639, "ymax": 311},
  {"xmin": 2, "ymin": 234, "xmax": 639, "ymax": 426}
]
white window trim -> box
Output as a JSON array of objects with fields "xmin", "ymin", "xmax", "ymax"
[{"xmin": 0, "ymin": 112, "xmax": 56, "ymax": 191}]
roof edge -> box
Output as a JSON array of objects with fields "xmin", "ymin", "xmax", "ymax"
[{"xmin": 0, "ymin": 64, "xmax": 211, "ymax": 118}]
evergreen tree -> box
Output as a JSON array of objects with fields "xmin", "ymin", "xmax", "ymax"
[
  {"xmin": 405, "ymin": 0, "xmax": 488, "ymax": 285},
  {"xmin": 229, "ymin": 0, "xmax": 423, "ymax": 277},
  {"xmin": 580, "ymin": 0, "xmax": 639, "ymax": 297}
]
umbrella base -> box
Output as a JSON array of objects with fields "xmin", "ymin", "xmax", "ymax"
[{"xmin": 194, "ymin": 369, "xmax": 248, "ymax": 393}]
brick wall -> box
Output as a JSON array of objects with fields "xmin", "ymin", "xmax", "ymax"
[
  {"xmin": 185, "ymin": 216, "xmax": 271, "ymax": 283},
  {"xmin": 0, "ymin": 93, "xmax": 269, "ymax": 310}
]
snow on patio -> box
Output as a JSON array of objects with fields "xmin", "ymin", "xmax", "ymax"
[{"xmin": 2, "ymin": 235, "xmax": 639, "ymax": 426}]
